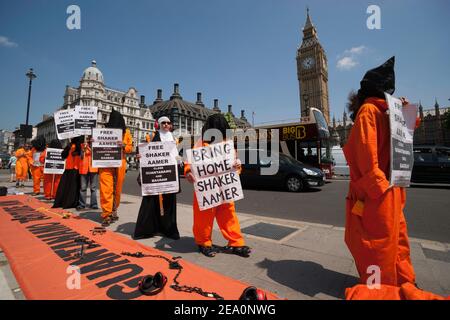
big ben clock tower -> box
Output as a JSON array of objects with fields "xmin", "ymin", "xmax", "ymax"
[{"xmin": 297, "ymin": 8, "xmax": 330, "ymax": 124}]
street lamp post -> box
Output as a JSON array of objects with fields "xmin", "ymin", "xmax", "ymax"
[{"xmin": 25, "ymin": 68, "xmax": 36, "ymax": 143}]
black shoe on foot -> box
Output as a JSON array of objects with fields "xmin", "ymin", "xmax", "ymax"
[
  {"xmin": 222, "ymin": 246, "xmax": 251, "ymax": 258},
  {"xmin": 198, "ymin": 245, "xmax": 216, "ymax": 257}
]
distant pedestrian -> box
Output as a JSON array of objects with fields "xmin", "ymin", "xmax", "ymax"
[{"xmin": 8, "ymin": 152, "xmax": 17, "ymax": 182}]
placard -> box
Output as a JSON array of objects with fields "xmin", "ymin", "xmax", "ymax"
[
  {"xmin": 92, "ymin": 128, "xmax": 122, "ymax": 168},
  {"xmin": 386, "ymin": 93, "xmax": 418, "ymax": 187},
  {"xmin": 139, "ymin": 141, "xmax": 179, "ymax": 196},
  {"xmin": 74, "ymin": 105, "xmax": 98, "ymax": 135},
  {"xmin": 186, "ymin": 140, "xmax": 244, "ymax": 210},
  {"xmin": 54, "ymin": 109, "xmax": 75, "ymax": 140},
  {"xmin": 43, "ymin": 148, "xmax": 65, "ymax": 174}
]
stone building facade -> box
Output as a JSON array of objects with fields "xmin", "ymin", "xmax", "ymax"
[{"xmin": 36, "ymin": 61, "xmax": 155, "ymax": 146}]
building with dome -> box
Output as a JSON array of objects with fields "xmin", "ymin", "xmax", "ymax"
[
  {"xmin": 148, "ymin": 83, "xmax": 251, "ymax": 138},
  {"xmin": 36, "ymin": 60, "xmax": 155, "ymax": 146}
]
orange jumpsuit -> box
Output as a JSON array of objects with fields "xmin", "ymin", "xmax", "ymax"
[
  {"xmin": 345, "ymin": 282, "xmax": 450, "ymax": 300},
  {"xmin": 343, "ymin": 97, "xmax": 416, "ymax": 287},
  {"xmin": 40, "ymin": 149, "xmax": 62, "ymax": 200},
  {"xmin": 184, "ymin": 141, "xmax": 245, "ymax": 248},
  {"xmin": 15, "ymin": 148, "xmax": 29, "ymax": 181},
  {"xmin": 99, "ymin": 129, "xmax": 133, "ymax": 219},
  {"xmin": 30, "ymin": 148, "xmax": 44, "ymax": 194}
]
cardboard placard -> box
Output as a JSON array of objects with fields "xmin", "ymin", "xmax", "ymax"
[
  {"xmin": 139, "ymin": 141, "xmax": 179, "ymax": 196},
  {"xmin": 92, "ymin": 128, "xmax": 122, "ymax": 168},
  {"xmin": 74, "ymin": 105, "xmax": 98, "ymax": 135},
  {"xmin": 43, "ymin": 148, "xmax": 65, "ymax": 174}
]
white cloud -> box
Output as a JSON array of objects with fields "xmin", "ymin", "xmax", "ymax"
[
  {"xmin": 337, "ymin": 57, "xmax": 358, "ymax": 70},
  {"xmin": 345, "ymin": 46, "xmax": 366, "ymax": 55},
  {"xmin": 0, "ymin": 36, "xmax": 18, "ymax": 48},
  {"xmin": 337, "ymin": 45, "xmax": 367, "ymax": 71}
]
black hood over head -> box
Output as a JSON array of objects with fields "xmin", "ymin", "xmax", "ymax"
[
  {"xmin": 106, "ymin": 108, "xmax": 126, "ymax": 133},
  {"xmin": 49, "ymin": 139, "xmax": 62, "ymax": 149},
  {"xmin": 31, "ymin": 136, "xmax": 46, "ymax": 152},
  {"xmin": 358, "ymin": 56, "xmax": 395, "ymax": 101},
  {"xmin": 201, "ymin": 113, "xmax": 231, "ymax": 143}
]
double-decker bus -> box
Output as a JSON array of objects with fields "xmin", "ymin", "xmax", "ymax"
[{"xmin": 251, "ymin": 108, "xmax": 333, "ymax": 178}]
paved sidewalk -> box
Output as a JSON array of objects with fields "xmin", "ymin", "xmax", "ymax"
[{"xmin": 0, "ymin": 178, "xmax": 449, "ymax": 300}]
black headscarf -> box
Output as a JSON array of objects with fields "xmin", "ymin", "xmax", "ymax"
[
  {"xmin": 49, "ymin": 139, "xmax": 62, "ymax": 149},
  {"xmin": 31, "ymin": 136, "xmax": 46, "ymax": 152},
  {"xmin": 106, "ymin": 108, "xmax": 126, "ymax": 133},
  {"xmin": 61, "ymin": 136, "xmax": 83, "ymax": 159},
  {"xmin": 201, "ymin": 113, "xmax": 231, "ymax": 143},
  {"xmin": 357, "ymin": 56, "xmax": 395, "ymax": 102}
]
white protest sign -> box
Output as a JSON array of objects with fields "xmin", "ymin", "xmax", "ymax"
[
  {"xmin": 54, "ymin": 109, "xmax": 76, "ymax": 140},
  {"xmin": 139, "ymin": 141, "xmax": 179, "ymax": 196},
  {"xmin": 43, "ymin": 148, "xmax": 65, "ymax": 174},
  {"xmin": 386, "ymin": 93, "xmax": 418, "ymax": 187},
  {"xmin": 92, "ymin": 128, "xmax": 123, "ymax": 168},
  {"xmin": 74, "ymin": 105, "xmax": 98, "ymax": 135},
  {"xmin": 186, "ymin": 140, "xmax": 244, "ymax": 211}
]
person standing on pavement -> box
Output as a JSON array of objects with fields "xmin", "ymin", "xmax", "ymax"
[
  {"xmin": 343, "ymin": 56, "xmax": 416, "ymax": 287},
  {"xmin": 53, "ymin": 136, "xmax": 82, "ymax": 209},
  {"xmin": 8, "ymin": 152, "xmax": 17, "ymax": 182},
  {"xmin": 30, "ymin": 136, "xmax": 46, "ymax": 195},
  {"xmin": 77, "ymin": 136, "xmax": 99, "ymax": 210},
  {"xmin": 184, "ymin": 113, "xmax": 251, "ymax": 258},
  {"xmin": 98, "ymin": 109, "xmax": 133, "ymax": 226},
  {"xmin": 14, "ymin": 145, "xmax": 29, "ymax": 188},
  {"xmin": 41, "ymin": 139, "xmax": 63, "ymax": 200},
  {"xmin": 133, "ymin": 116, "xmax": 181, "ymax": 240}
]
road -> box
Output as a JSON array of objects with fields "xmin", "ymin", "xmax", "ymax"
[{"xmin": 122, "ymin": 170, "xmax": 450, "ymax": 243}]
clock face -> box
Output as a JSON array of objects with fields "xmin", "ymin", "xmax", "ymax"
[{"xmin": 302, "ymin": 57, "xmax": 315, "ymax": 70}]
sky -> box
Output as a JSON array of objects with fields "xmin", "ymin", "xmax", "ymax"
[{"xmin": 0, "ymin": 0, "xmax": 449, "ymax": 131}]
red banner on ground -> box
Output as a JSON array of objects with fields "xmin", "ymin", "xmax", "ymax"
[{"xmin": 0, "ymin": 195, "xmax": 278, "ymax": 300}]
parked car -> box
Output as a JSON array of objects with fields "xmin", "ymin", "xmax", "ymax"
[
  {"xmin": 331, "ymin": 146, "xmax": 349, "ymax": 177},
  {"xmin": 411, "ymin": 145, "xmax": 450, "ymax": 184},
  {"xmin": 237, "ymin": 149, "xmax": 325, "ymax": 192}
]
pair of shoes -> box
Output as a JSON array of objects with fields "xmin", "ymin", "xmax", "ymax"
[
  {"xmin": 222, "ymin": 246, "xmax": 251, "ymax": 258},
  {"xmin": 33, "ymin": 192, "xmax": 40, "ymax": 196},
  {"xmin": 76, "ymin": 206, "xmax": 85, "ymax": 211},
  {"xmin": 101, "ymin": 217, "xmax": 111, "ymax": 227},
  {"xmin": 198, "ymin": 245, "xmax": 216, "ymax": 258},
  {"xmin": 90, "ymin": 206, "xmax": 99, "ymax": 210}
]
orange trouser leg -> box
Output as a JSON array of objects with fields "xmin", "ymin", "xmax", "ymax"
[
  {"xmin": 114, "ymin": 160, "xmax": 127, "ymax": 211},
  {"xmin": 193, "ymin": 193, "xmax": 216, "ymax": 247},
  {"xmin": 44, "ymin": 174, "xmax": 62, "ymax": 199},
  {"xmin": 15, "ymin": 162, "xmax": 27, "ymax": 181},
  {"xmin": 216, "ymin": 202, "xmax": 245, "ymax": 247},
  {"xmin": 396, "ymin": 211, "xmax": 416, "ymax": 285},
  {"xmin": 44, "ymin": 174, "xmax": 52, "ymax": 198},
  {"xmin": 345, "ymin": 194, "xmax": 398, "ymax": 286},
  {"xmin": 32, "ymin": 166, "xmax": 43, "ymax": 193},
  {"xmin": 99, "ymin": 168, "xmax": 115, "ymax": 218},
  {"xmin": 52, "ymin": 175, "xmax": 61, "ymax": 199}
]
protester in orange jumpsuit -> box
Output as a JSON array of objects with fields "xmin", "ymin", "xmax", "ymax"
[
  {"xmin": 41, "ymin": 139, "xmax": 63, "ymax": 200},
  {"xmin": 98, "ymin": 109, "xmax": 133, "ymax": 226},
  {"xmin": 14, "ymin": 145, "xmax": 29, "ymax": 188},
  {"xmin": 30, "ymin": 136, "xmax": 46, "ymax": 195},
  {"xmin": 343, "ymin": 56, "xmax": 416, "ymax": 288},
  {"xmin": 185, "ymin": 113, "xmax": 250, "ymax": 258}
]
